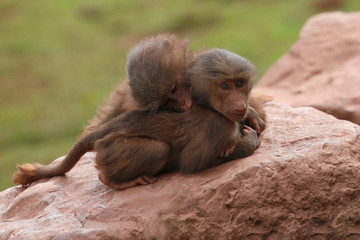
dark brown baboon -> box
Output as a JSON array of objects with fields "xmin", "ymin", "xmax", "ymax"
[
  {"xmin": 82, "ymin": 33, "xmax": 193, "ymax": 136},
  {"xmin": 13, "ymin": 48, "xmax": 261, "ymax": 190},
  {"xmin": 82, "ymin": 33, "xmax": 266, "ymax": 137}
]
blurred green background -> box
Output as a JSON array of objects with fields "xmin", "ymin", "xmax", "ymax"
[{"xmin": 1, "ymin": 0, "xmax": 359, "ymax": 190}]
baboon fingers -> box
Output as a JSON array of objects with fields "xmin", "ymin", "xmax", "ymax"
[
  {"xmin": 220, "ymin": 149, "xmax": 228, "ymax": 158},
  {"xmin": 98, "ymin": 174, "xmax": 157, "ymax": 190},
  {"xmin": 134, "ymin": 176, "xmax": 148, "ymax": 185},
  {"xmin": 241, "ymin": 127, "xmax": 249, "ymax": 135},
  {"xmin": 242, "ymin": 125, "xmax": 256, "ymax": 135},
  {"xmin": 242, "ymin": 125, "xmax": 252, "ymax": 131},
  {"xmin": 246, "ymin": 118, "xmax": 260, "ymax": 135},
  {"xmin": 134, "ymin": 175, "xmax": 157, "ymax": 185},
  {"xmin": 220, "ymin": 143, "xmax": 237, "ymax": 158},
  {"xmin": 141, "ymin": 175, "xmax": 157, "ymax": 184}
]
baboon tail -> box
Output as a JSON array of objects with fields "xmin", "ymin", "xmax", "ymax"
[{"xmin": 13, "ymin": 132, "xmax": 98, "ymax": 186}]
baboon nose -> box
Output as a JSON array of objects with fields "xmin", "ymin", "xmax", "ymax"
[{"xmin": 234, "ymin": 102, "xmax": 247, "ymax": 114}]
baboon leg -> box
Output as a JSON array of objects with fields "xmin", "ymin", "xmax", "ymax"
[{"xmin": 95, "ymin": 133, "xmax": 170, "ymax": 190}]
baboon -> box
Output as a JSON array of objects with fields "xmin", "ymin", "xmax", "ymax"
[
  {"xmin": 81, "ymin": 33, "xmax": 193, "ymax": 136},
  {"xmin": 82, "ymin": 33, "xmax": 266, "ymax": 137},
  {"xmin": 13, "ymin": 49, "xmax": 261, "ymax": 190}
]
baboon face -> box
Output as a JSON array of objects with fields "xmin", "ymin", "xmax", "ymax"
[
  {"xmin": 187, "ymin": 48, "xmax": 255, "ymax": 122},
  {"xmin": 209, "ymin": 78, "xmax": 250, "ymax": 122},
  {"xmin": 127, "ymin": 33, "xmax": 193, "ymax": 113},
  {"xmin": 163, "ymin": 81, "xmax": 192, "ymax": 112}
]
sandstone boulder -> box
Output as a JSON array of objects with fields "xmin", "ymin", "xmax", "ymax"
[
  {"xmin": 1, "ymin": 103, "xmax": 360, "ymax": 239},
  {"xmin": 258, "ymin": 11, "xmax": 360, "ymax": 125}
]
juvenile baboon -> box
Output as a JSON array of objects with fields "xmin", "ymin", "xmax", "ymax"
[
  {"xmin": 13, "ymin": 49, "xmax": 261, "ymax": 189},
  {"xmin": 82, "ymin": 33, "xmax": 193, "ymax": 136},
  {"xmin": 82, "ymin": 33, "xmax": 266, "ymax": 137}
]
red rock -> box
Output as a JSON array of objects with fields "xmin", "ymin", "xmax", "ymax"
[
  {"xmin": 258, "ymin": 12, "xmax": 360, "ymax": 125},
  {"xmin": 2, "ymin": 12, "xmax": 360, "ymax": 239},
  {"xmin": 1, "ymin": 103, "xmax": 360, "ymax": 239}
]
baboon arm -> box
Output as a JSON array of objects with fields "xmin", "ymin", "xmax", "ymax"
[
  {"xmin": 244, "ymin": 94, "xmax": 269, "ymax": 135},
  {"xmin": 244, "ymin": 106, "xmax": 266, "ymax": 135}
]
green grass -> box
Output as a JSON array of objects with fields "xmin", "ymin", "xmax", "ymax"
[{"xmin": 1, "ymin": 0, "xmax": 359, "ymax": 190}]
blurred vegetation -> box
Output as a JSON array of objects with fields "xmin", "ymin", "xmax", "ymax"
[{"xmin": 0, "ymin": 0, "xmax": 359, "ymax": 190}]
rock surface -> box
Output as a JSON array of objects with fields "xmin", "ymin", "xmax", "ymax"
[
  {"xmin": 1, "ymin": 103, "xmax": 360, "ymax": 239},
  {"xmin": 2, "ymin": 11, "xmax": 360, "ymax": 240},
  {"xmin": 258, "ymin": 11, "xmax": 360, "ymax": 125}
]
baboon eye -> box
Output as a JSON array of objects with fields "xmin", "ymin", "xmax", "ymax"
[
  {"xmin": 235, "ymin": 80, "xmax": 246, "ymax": 88},
  {"xmin": 221, "ymin": 83, "xmax": 229, "ymax": 90},
  {"xmin": 171, "ymin": 85, "xmax": 178, "ymax": 94}
]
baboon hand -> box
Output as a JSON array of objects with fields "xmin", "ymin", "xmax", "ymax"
[
  {"xmin": 246, "ymin": 114, "xmax": 265, "ymax": 136},
  {"xmin": 241, "ymin": 125, "xmax": 260, "ymax": 149}
]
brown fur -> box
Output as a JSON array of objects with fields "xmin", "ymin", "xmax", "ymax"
[
  {"xmin": 82, "ymin": 34, "xmax": 266, "ymax": 138},
  {"xmin": 82, "ymin": 33, "xmax": 193, "ymax": 137},
  {"xmin": 13, "ymin": 49, "xmax": 261, "ymax": 189},
  {"xmin": 127, "ymin": 33, "xmax": 193, "ymax": 112}
]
